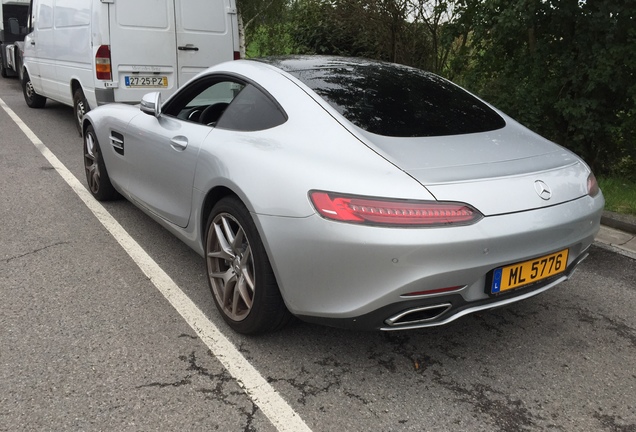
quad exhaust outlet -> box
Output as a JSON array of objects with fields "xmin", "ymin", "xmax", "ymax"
[{"xmin": 385, "ymin": 303, "xmax": 452, "ymax": 327}]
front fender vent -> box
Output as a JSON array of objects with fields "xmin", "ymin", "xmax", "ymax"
[{"xmin": 110, "ymin": 131, "xmax": 124, "ymax": 155}]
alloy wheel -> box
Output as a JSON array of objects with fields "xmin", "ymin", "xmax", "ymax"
[
  {"xmin": 84, "ymin": 132, "xmax": 101, "ymax": 194},
  {"xmin": 207, "ymin": 213, "xmax": 255, "ymax": 322}
]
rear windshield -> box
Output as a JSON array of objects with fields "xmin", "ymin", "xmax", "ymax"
[{"xmin": 264, "ymin": 57, "xmax": 506, "ymax": 137}]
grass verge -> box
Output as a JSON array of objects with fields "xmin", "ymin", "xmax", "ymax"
[{"xmin": 598, "ymin": 177, "xmax": 636, "ymax": 216}]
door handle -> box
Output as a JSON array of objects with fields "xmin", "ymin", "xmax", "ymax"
[
  {"xmin": 30, "ymin": 40, "xmax": 35, "ymax": 45},
  {"xmin": 178, "ymin": 45, "xmax": 199, "ymax": 51},
  {"xmin": 170, "ymin": 136, "xmax": 188, "ymax": 151}
]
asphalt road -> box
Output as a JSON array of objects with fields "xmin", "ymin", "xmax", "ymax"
[{"xmin": 1, "ymin": 76, "xmax": 635, "ymax": 432}]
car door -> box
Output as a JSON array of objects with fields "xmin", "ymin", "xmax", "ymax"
[{"xmin": 124, "ymin": 77, "xmax": 243, "ymax": 228}]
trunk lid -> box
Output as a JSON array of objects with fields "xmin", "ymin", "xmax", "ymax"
[{"xmin": 360, "ymin": 119, "xmax": 590, "ymax": 216}]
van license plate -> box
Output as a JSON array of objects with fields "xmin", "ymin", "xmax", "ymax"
[
  {"xmin": 125, "ymin": 76, "xmax": 168, "ymax": 88},
  {"xmin": 491, "ymin": 249, "xmax": 569, "ymax": 294}
]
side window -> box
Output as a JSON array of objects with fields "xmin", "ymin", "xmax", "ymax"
[
  {"xmin": 188, "ymin": 82, "xmax": 242, "ymax": 109},
  {"xmin": 217, "ymin": 84, "xmax": 287, "ymax": 132},
  {"xmin": 37, "ymin": 0, "xmax": 53, "ymax": 29},
  {"xmin": 162, "ymin": 76, "xmax": 287, "ymax": 131},
  {"xmin": 163, "ymin": 79, "xmax": 244, "ymax": 125}
]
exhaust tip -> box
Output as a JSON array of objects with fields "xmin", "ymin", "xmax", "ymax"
[{"xmin": 385, "ymin": 303, "xmax": 452, "ymax": 327}]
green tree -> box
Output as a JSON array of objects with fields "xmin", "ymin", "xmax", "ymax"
[
  {"xmin": 237, "ymin": 0, "xmax": 291, "ymax": 57},
  {"xmin": 288, "ymin": 0, "xmax": 464, "ymax": 74},
  {"xmin": 452, "ymin": 0, "xmax": 636, "ymax": 176},
  {"xmin": 238, "ymin": 0, "xmax": 636, "ymax": 177}
]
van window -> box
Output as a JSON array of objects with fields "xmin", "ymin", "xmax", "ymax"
[
  {"xmin": 116, "ymin": 0, "xmax": 169, "ymax": 28},
  {"xmin": 179, "ymin": 0, "xmax": 225, "ymax": 32},
  {"xmin": 54, "ymin": 0, "xmax": 89, "ymax": 28},
  {"xmin": 37, "ymin": 0, "xmax": 53, "ymax": 29}
]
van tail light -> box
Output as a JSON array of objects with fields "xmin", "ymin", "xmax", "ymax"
[
  {"xmin": 309, "ymin": 191, "xmax": 482, "ymax": 227},
  {"xmin": 233, "ymin": 51, "xmax": 241, "ymax": 60},
  {"xmin": 95, "ymin": 45, "xmax": 112, "ymax": 80}
]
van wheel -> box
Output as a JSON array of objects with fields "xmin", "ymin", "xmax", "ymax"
[
  {"xmin": 22, "ymin": 72, "xmax": 46, "ymax": 108},
  {"xmin": 73, "ymin": 89, "xmax": 90, "ymax": 136}
]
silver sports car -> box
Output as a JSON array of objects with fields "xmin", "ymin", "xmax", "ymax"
[{"xmin": 82, "ymin": 56, "xmax": 604, "ymax": 334}]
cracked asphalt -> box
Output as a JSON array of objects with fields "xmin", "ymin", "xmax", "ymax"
[{"xmin": 1, "ymin": 76, "xmax": 635, "ymax": 431}]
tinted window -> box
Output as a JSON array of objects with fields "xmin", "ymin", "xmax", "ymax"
[
  {"xmin": 163, "ymin": 78, "xmax": 244, "ymax": 124},
  {"xmin": 217, "ymin": 84, "xmax": 287, "ymax": 132},
  {"xmin": 163, "ymin": 78, "xmax": 286, "ymax": 130},
  {"xmin": 186, "ymin": 81, "xmax": 243, "ymax": 108},
  {"xmin": 261, "ymin": 57, "xmax": 505, "ymax": 137}
]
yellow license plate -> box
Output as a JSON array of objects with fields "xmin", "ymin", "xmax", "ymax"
[{"xmin": 491, "ymin": 249, "xmax": 569, "ymax": 294}]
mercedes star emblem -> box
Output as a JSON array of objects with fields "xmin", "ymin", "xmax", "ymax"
[{"xmin": 534, "ymin": 180, "xmax": 552, "ymax": 200}]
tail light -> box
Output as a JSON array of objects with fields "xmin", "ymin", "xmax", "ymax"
[
  {"xmin": 95, "ymin": 45, "xmax": 112, "ymax": 80},
  {"xmin": 233, "ymin": 51, "xmax": 241, "ymax": 60},
  {"xmin": 587, "ymin": 173, "xmax": 600, "ymax": 197},
  {"xmin": 309, "ymin": 191, "xmax": 482, "ymax": 227}
]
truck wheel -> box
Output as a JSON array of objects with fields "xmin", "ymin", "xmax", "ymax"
[
  {"xmin": 22, "ymin": 72, "xmax": 46, "ymax": 108},
  {"xmin": 73, "ymin": 89, "xmax": 90, "ymax": 136}
]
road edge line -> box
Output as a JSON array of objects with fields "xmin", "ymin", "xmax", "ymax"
[{"xmin": 0, "ymin": 98, "xmax": 312, "ymax": 432}]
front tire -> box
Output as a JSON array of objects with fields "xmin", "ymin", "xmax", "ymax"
[
  {"xmin": 83, "ymin": 125, "xmax": 119, "ymax": 201},
  {"xmin": 205, "ymin": 198, "xmax": 292, "ymax": 334},
  {"xmin": 73, "ymin": 89, "xmax": 90, "ymax": 136},
  {"xmin": 22, "ymin": 72, "xmax": 46, "ymax": 108}
]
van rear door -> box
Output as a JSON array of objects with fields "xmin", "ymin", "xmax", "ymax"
[
  {"xmin": 174, "ymin": 0, "xmax": 237, "ymax": 85},
  {"xmin": 107, "ymin": 0, "xmax": 178, "ymax": 103}
]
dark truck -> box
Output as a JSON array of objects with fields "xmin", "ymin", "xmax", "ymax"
[{"xmin": 0, "ymin": 0, "xmax": 29, "ymax": 78}]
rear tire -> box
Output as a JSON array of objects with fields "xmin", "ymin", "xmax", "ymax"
[
  {"xmin": 83, "ymin": 125, "xmax": 119, "ymax": 201},
  {"xmin": 73, "ymin": 88, "xmax": 89, "ymax": 136},
  {"xmin": 22, "ymin": 72, "xmax": 46, "ymax": 108},
  {"xmin": 205, "ymin": 197, "xmax": 293, "ymax": 334}
]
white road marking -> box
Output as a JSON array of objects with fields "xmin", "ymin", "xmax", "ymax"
[{"xmin": 0, "ymin": 98, "xmax": 312, "ymax": 432}]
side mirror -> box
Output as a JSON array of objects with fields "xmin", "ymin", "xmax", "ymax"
[{"xmin": 140, "ymin": 92, "xmax": 161, "ymax": 117}]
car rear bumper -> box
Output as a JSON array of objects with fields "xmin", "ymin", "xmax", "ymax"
[
  {"xmin": 297, "ymin": 248, "xmax": 589, "ymax": 331},
  {"xmin": 255, "ymin": 193, "xmax": 604, "ymax": 330}
]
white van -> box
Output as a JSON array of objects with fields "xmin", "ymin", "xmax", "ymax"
[{"xmin": 21, "ymin": 0, "xmax": 239, "ymax": 133}]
